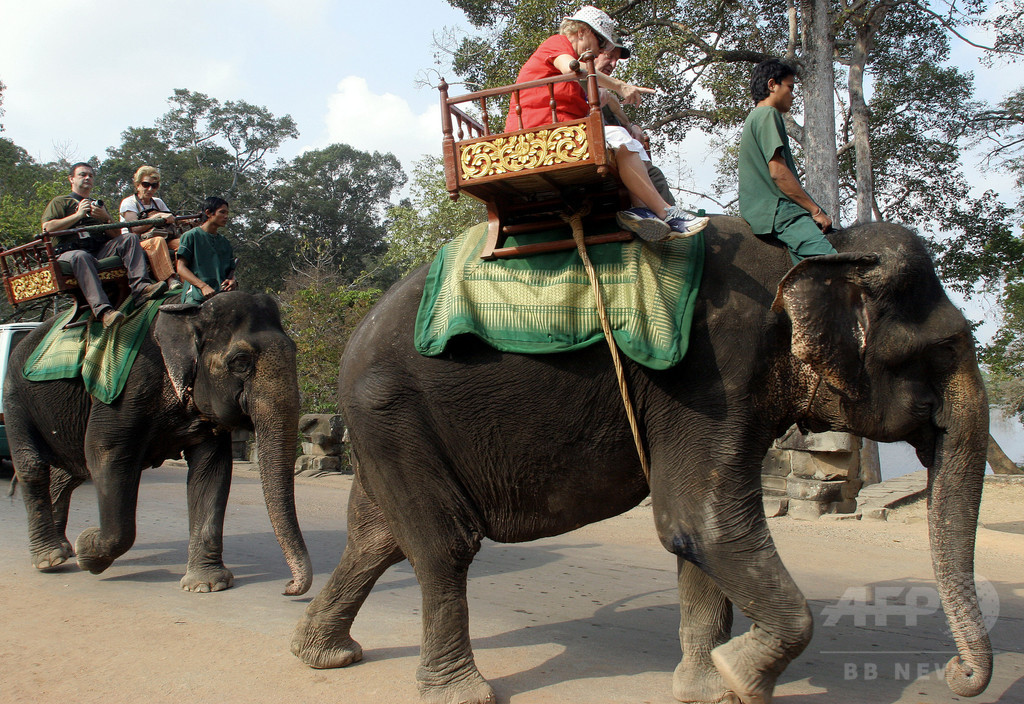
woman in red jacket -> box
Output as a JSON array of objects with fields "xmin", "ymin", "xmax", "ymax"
[{"xmin": 506, "ymin": 6, "xmax": 709, "ymax": 241}]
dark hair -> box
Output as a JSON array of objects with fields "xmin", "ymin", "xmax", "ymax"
[
  {"xmin": 69, "ymin": 162, "xmax": 93, "ymax": 177},
  {"xmin": 750, "ymin": 59, "xmax": 797, "ymax": 104},
  {"xmin": 200, "ymin": 196, "xmax": 229, "ymax": 222}
]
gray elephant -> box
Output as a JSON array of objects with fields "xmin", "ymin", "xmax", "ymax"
[
  {"xmin": 5, "ymin": 291, "xmax": 312, "ymax": 595},
  {"xmin": 290, "ymin": 218, "xmax": 990, "ymax": 704}
]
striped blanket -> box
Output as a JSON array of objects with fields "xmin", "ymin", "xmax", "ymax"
[
  {"xmin": 23, "ymin": 292, "xmax": 178, "ymax": 404},
  {"xmin": 414, "ymin": 222, "xmax": 704, "ymax": 370}
]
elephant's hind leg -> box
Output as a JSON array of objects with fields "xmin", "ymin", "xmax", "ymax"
[
  {"xmin": 674, "ymin": 558, "xmax": 739, "ymax": 704},
  {"xmin": 13, "ymin": 445, "xmax": 72, "ymax": 571},
  {"xmin": 50, "ymin": 467, "xmax": 85, "ymax": 558},
  {"xmin": 292, "ymin": 472, "xmax": 405, "ymax": 669}
]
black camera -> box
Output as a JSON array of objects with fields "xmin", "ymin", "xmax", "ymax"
[{"xmin": 90, "ymin": 199, "xmax": 104, "ymax": 209}]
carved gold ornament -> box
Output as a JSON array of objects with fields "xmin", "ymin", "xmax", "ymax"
[
  {"xmin": 460, "ymin": 125, "xmax": 591, "ymax": 180},
  {"xmin": 10, "ymin": 270, "xmax": 57, "ymax": 302}
]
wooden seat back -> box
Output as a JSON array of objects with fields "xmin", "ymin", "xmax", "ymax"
[{"xmin": 439, "ymin": 53, "xmax": 632, "ymax": 258}]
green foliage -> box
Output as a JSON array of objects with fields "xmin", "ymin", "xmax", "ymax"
[
  {"xmin": 377, "ymin": 155, "xmax": 485, "ymax": 281},
  {"xmin": 269, "ymin": 144, "xmax": 406, "ymax": 283},
  {"xmin": 279, "ymin": 276, "xmax": 382, "ymax": 415},
  {"xmin": 0, "ymin": 139, "xmax": 64, "ymax": 247}
]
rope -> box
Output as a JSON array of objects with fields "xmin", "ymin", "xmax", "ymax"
[{"xmin": 561, "ymin": 208, "xmax": 651, "ymax": 482}]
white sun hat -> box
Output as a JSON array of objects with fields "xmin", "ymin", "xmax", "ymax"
[{"xmin": 565, "ymin": 5, "xmax": 631, "ymax": 58}]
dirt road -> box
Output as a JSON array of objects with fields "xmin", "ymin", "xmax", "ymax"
[{"xmin": 1, "ymin": 464, "xmax": 1021, "ymax": 703}]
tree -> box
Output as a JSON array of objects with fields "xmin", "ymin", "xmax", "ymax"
[
  {"xmin": 268, "ymin": 143, "xmax": 406, "ymax": 284},
  {"xmin": 378, "ymin": 155, "xmax": 486, "ymax": 280},
  {"xmin": 278, "ymin": 273, "xmax": 381, "ymax": 415}
]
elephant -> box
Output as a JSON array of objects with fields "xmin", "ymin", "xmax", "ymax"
[
  {"xmin": 289, "ymin": 218, "xmax": 991, "ymax": 704},
  {"xmin": 5, "ymin": 291, "xmax": 312, "ymax": 596}
]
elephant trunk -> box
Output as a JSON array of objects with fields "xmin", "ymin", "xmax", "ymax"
[
  {"xmin": 251, "ymin": 366, "xmax": 312, "ymax": 596},
  {"xmin": 928, "ymin": 352, "xmax": 992, "ymax": 697}
]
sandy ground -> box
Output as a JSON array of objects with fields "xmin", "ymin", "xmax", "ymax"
[{"xmin": 0, "ymin": 465, "xmax": 1021, "ymax": 704}]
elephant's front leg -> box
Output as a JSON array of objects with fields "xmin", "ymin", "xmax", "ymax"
[
  {"xmin": 50, "ymin": 467, "xmax": 85, "ymax": 558},
  {"xmin": 75, "ymin": 455, "xmax": 142, "ymax": 574},
  {"xmin": 180, "ymin": 435, "xmax": 234, "ymax": 592},
  {"xmin": 674, "ymin": 557, "xmax": 738, "ymax": 704}
]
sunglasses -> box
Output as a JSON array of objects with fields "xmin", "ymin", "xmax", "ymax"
[{"xmin": 140, "ymin": 181, "xmax": 160, "ymax": 189}]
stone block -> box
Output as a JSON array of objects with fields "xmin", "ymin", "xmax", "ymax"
[
  {"xmin": 788, "ymin": 450, "xmax": 857, "ymax": 481},
  {"xmin": 786, "ymin": 476, "xmax": 845, "ymax": 502},
  {"xmin": 311, "ymin": 456, "xmax": 342, "ymax": 473},
  {"xmin": 778, "ymin": 430, "xmax": 859, "ymax": 453},
  {"xmin": 298, "ymin": 414, "xmax": 345, "ymax": 456},
  {"xmin": 301, "ymin": 442, "xmax": 328, "ymax": 457},
  {"xmin": 764, "ymin": 497, "xmax": 788, "ymax": 517},
  {"xmin": 787, "ymin": 498, "xmax": 826, "ymax": 521},
  {"xmin": 762, "ymin": 448, "xmax": 792, "ymax": 477},
  {"xmin": 828, "ymin": 498, "xmax": 858, "ymax": 514},
  {"xmin": 864, "ymin": 506, "xmax": 889, "ymax": 521},
  {"xmin": 762, "ymin": 475, "xmax": 788, "ymax": 495},
  {"xmin": 841, "ymin": 477, "xmax": 864, "ymax": 501}
]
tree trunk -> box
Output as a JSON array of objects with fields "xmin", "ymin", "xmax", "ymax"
[
  {"xmin": 987, "ymin": 433, "xmax": 1024, "ymax": 474},
  {"xmin": 849, "ymin": 27, "xmax": 875, "ymax": 224},
  {"xmin": 799, "ymin": 0, "xmax": 840, "ymax": 219},
  {"xmin": 860, "ymin": 438, "xmax": 882, "ymax": 485}
]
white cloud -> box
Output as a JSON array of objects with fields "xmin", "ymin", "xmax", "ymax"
[{"xmin": 321, "ymin": 76, "xmax": 440, "ymax": 173}]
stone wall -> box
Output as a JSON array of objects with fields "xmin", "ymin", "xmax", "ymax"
[
  {"xmin": 294, "ymin": 414, "xmax": 351, "ymax": 476},
  {"xmin": 762, "ymin": 427, "xmax": 869, "ymax": 520}
]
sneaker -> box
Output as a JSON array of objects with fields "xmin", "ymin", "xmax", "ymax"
[
  {"xmin": 168, "ymin": 278, "xmax": 183, "ymax": 291},
  {"xmin": 664, "ymin": 206, "xmax": 710, "ymax": 239},
  {"xmin": 101, "ymin": 309, "xmax": 125, "ymax": 329},
  {"xmin": 135, "ymin": 280, "xmax": 168, "ymax": 303},
  {"xmin": 617, "ymin": 207, "xmax": 671, "ymax": 242}
]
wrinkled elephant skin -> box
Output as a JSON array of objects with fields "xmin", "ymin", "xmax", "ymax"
[
  {"xmin": 6, "ymin": 292, "xmax": 311, "ymax": 597},
  {"xmin": 291, "ymin": 219, "xmax": 991, "ymax": 704}
]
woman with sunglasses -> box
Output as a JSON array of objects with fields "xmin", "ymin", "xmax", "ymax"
[
  {"xmin": 119, "ymin": 165, "xmax": 181, "ymax": 289},
  {"xmin": 505, "ymin": 5, "xmax": 709, "ymax": 241}
]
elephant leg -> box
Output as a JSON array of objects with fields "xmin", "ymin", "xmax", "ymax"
[
  {"xmin": 75, "ymin": 459, "xmax": 141, "ymax": 575},
  {"xmin": 180, "ymin": 435, "xmax": 234, "ymax": 592},
  {"xmin": 655, "ymin": 468, "xmax": 811, "ymax": 704},
  {"xmin": 674, "ymin": 557, "xmax": 738, "ymax": 704},
  {"xmin": 702, "ymin": 519, "xmax": 812, "ymax": 704},
  {"xmin": 15, "ymin": 450, "xmax": 72, "ymax": 571},
  {"xmin": 49, "ymin": 467, "xmax": 84, "ymax": 558},
  {"xmin": 412, "ymin": 545, "xmax": 494, "ymax": 704},
  {"xmin": 292, "ymin": 472, "xmax": 405, "ymax": 668}
]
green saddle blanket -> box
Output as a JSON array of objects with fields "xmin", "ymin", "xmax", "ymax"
[
  {"xmin": 414, "ymin": 222, "xmax": 704, "ymax": 370},
  {"xmin": 23, "ymin": 292, "xmax": 178, "ymax": 404}
]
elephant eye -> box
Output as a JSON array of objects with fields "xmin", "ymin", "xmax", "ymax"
[{"xmin": 227, "ymin": 352, "xmax": 253, "ymax": 375}]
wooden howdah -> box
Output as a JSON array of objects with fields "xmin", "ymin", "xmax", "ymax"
[
  {"xmin": 439, "ymin": 52, "xmax": 633, "ymax": 259},
  {"xmin": 0, "ymin": 214, "xmax": 198, "ymax": 323}
]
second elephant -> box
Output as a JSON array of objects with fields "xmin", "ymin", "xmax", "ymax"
[{"xmin": 6, "ymin": 291, "xmax": 312, "ymax": 595}]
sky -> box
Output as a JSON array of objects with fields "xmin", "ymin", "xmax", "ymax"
[
  {"xmin": 0, "ymin": 0, "xmax": 469, "ymax": 172},
  {"xmin": 0, "ymin": 2, "xmax": 1018, "ymax": 315}
]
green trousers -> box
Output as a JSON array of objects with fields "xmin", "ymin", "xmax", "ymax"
[{"xmin": 773, "ymin": 200, "xmax": 837, "ymax": 265}]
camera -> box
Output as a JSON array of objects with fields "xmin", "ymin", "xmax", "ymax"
[{"xmin": 90, "ymin": 199, "xmax": 104, "ymax": 209}]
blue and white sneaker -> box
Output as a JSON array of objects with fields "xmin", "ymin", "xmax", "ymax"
[
  {"xmin": 664, "ymin": 206, "xmax": 710, "ymax": 239},
  {"xmin": 617, "ymin": 207, "xmax": 671, "ymax": 242}
]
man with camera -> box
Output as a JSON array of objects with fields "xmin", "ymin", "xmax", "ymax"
[{"xmin": 42, "ymin": 162, "xmax": 165, "ymax": 328}]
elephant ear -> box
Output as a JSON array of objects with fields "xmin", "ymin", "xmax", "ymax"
[
  {"xmin": 153, "ymin": 303, "xmax": 203, "ymax": 404},
  {"xmin": 771, "ymin": 252, "xmax": 880, "ymax": 400}
]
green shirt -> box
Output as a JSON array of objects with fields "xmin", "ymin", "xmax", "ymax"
[
  {"xmin": 177, "ymin": 226, "xmax": 236, "ymax": 305},
  {"xmin": 41, "ymin": 194, "xmax": 108, "ymax": 254},
  {"xmin": 738, "ymin": 105, "xmax": 801, "ymax": 235}
]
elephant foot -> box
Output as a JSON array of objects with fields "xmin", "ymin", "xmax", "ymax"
[
  {"xmin": 673, "ymin": 660, "xmax": 739, "ymax": 704},
  {"xmin": 180, "ymin": 565, "xmax": 234, "ymax": 593},
  {"xmin": 31, "ymin": 543, "xmax": 74, "ymax": 571},
  {"xmin": 74, "ymin": 528, "xmax": 115, "ymax": 574},
  {"xmin": 291, "ymin": 614, "xmax": 363, "ymax": 669},
  {"xmin": 711, "ymin": 630, "xmax": 788, "ymax": 704},
  {"xmin": 417, "ymin": 670, "xmax": 495, "ymax": 704}
]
